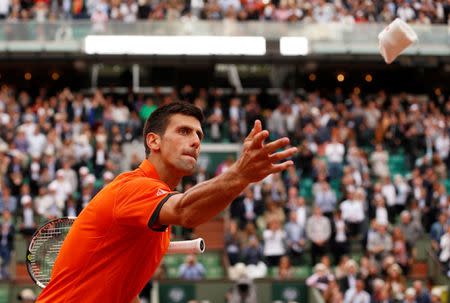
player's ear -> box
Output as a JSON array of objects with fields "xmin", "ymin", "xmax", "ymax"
[{"xmin": 146, "ymin": 132, "xmax": 161, "ymax": 152}]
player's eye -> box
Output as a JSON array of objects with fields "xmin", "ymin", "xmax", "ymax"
[{"xmin": 179, "ymin": 128, "xmax": 189, "ymax": 135}]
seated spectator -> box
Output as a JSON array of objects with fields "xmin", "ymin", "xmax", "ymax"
[
  {"xmin": 178, "ymin": 254, "xmax": 205, "ymax": 281},
  {"xmin": 392, "ymin": 227, "xmax": 410, "ymax": 274},
  {"xmin": 404, "ymin": 288, "xmax": 417, "ymax": 303},
  {"xmin": 334, "ymin": 255, "xmax": 350, "ymax": 280},
  {"xmin": 343, "ymin": 278, "xmax": 370, "ymax": 303},
  {"xmin": 322, "ymin": 279, "xmax": 344, "ymax": 303},
  {"xmin": 367, "ymin": 221, "xmax": 393, "ymax": 261},
  {"xmin": 338, "ymin": 259, "xmax": 359, "ymax": 293},
  {"xmin": 413, "ymin": 280, "xmax": 431, "ymax": 303},
  {"xmin": 225, "ymin": 220, "xmax": 241, "ymax": 266},
  {"xmin": 370, "ymin": 144, "xmax": 389, "ymax": 179},
  {"xmin": 233, "ymin": 186, "xmax": 263, "ymax": 229},
  {"xmin": 239, "ymin": 222, "xmax": 259, "ymax": 246},
  {"xmin": 430, "ymin": 213, "xmax": 448, "ymax": 252},
  {"xmin": 241, "ymin": 237, "xmax": 264, "ymax": 266},
  {"xmin": 370, "ymin": 279, "xmax": 386, "ymax": 303},
  {"xmin": 260, "ymin": 198, "xmax": 285, "ymax": 230},
  {"xmin": 386, "ymin": 263, "xmax": 407, "ymax": 302},
  {"xmin": 398, "ymin": 210, "xmax": 423, "ymax": 251},
  {"xmin": 306, "ymin": 263, "xmax": 335, "ymax": 293},
  {"xmin": 430, "ymin": 288, "xmax": 442, "ymax": 303},
  {"xmin": 276, "ymin": 255, "xmax": 293, "ymax": 280}
]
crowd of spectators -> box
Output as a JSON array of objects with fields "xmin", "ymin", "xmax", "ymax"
[
  {"xmin": 0, "ymin": 83, "xmax": 449, "ymax": 302},
  {"xmin": 0, "ymin": 0, "xmax": 449, "ymax": 24}
]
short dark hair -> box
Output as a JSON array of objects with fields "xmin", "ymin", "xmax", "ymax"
[{"xmin": 143, "ymin": 102, "xmax": 204, "ymax": 157}]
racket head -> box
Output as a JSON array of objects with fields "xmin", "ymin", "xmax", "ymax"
[{"xmin": 26, "ymin": 217, "xmax": 76, "ymax": 288}]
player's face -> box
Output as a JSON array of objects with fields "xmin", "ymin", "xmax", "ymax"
[{"xmin": 160, "ymin": 114, "xmax": 203, "ymax": 176}]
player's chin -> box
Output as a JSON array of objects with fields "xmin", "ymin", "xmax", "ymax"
[{"xmin": 178, "ymin": 161, "xmax": 197, "ymax": 175}]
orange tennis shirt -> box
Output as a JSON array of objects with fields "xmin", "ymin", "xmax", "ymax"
[{"xmin": 37, "ymin": 160, "xmax": 175, "ymax": 303}]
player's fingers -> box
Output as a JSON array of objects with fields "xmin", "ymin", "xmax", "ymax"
[
  {"xmin": 250, "ymin": 130, "xmax": 269, "ymax": 149},
  {"xmin": 269, "ymin": 147, "xmax": 298, "ymax": 162},
  {"xmin": 263, "ymin": 137, "xmax": 291, "ymax": 154},
  {"xmin": 246, "ymin": 120, "xmax": 262, "ymax": 141},
  {"xmin": 269, "ymin": 160, "xmax": 294, "ymax": 174}
]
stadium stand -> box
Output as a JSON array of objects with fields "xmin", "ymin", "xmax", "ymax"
[
  {"xmin": 0, "ymin": 1, "xmax": 449, "ymax": 300},
  {"xmin": 0, "ymin": 83, "xmax": 449, "ymax": 302},
  {"xmin": 1, "ymin": 0, "xmax": 450, "ymax": 24}
]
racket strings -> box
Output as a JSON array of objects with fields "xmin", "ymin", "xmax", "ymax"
[{"xmin": 28, "ymin": 220, "xmax": 73, "ymax": 286}]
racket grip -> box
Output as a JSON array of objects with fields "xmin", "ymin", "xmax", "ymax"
[{"xmin": 167, "ymin": 238, "xmax": 205, "ymax": 254}]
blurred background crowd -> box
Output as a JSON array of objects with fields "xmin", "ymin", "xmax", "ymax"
[
  {"xmin": 0, "ymin": 83, "xmax": 449, "ymax": 302},
  {"xmin": 0, "ymin": 0, "xmax": 450, "ymax": 24}
]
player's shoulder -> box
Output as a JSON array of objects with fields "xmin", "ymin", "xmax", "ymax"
[{"xmin": 118, "ymin": 173, "xmax": 170, "ymax": 192}]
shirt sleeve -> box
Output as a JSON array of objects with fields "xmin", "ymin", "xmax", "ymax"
[{"xmin": 114, "ymin": 177, "xmax": 176, "ymax": 231}]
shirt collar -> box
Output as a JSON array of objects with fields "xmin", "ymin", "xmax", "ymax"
[{"xmin": 138, "ymin": 159, "xmax": 161, "ymax": 179}]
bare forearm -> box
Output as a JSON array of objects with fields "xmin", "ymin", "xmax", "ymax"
[{"xmin": 177, "ymin": 166, "xmax": 248, "ymax": 227}]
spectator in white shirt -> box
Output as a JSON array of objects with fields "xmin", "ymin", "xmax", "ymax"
[
  {"xmin": 120, "ymin": 0, "xmax": 138, "ymax": 22},
  {"xmin": 374, "ymin": 194, "xmax": 389, "ymax": 226},
  {"xmin": 344, "ymin": 278, "xmax": 370, "ymax": 303},
  {"xmin": 295, "ymin": 196, "xmax": 309, "ymax": 230},
  {"xmin": 434, "ymin": 128, "xmax": 449, "ymax": 164},
  {"xmin": 340, "ymin": 190, "xmax": 365, "ymax": 238},
  {"xmin": 263, "ymin": 218, "xmax": 286, "ymax": 267},
  {"xmin": 370, "ymin": 144, "xmax": 389, "ymax": 179},
  {"xmin": 313, "ymin": 0, "xmax": 335, "ymax": 23},
  {"xmin": 394, "ymin": 174, "xmax": 410, "ymax": 215},
  {"xmin": 61, "ymin": 160, "xmax": 78, "ymax": 194},
  {"xmin": 325, "ymin": 136, "xmax": 345, "ymax": 180},
  {"xmin": 439, "ymin": 226, "xmax": 450, "ymax": 268},
  {"xmin": 48, "ymin": 169, "xmax": 73, "ymax": 211},
  {"xmin": 36, "ymin": 185, "xmax": 61, "ymax": 219},
  {"xmin": 91, "ymin": 4, "xmax": 108, "ymax": 33},
  {"xmin": 381, "ymin": 177, "xmax": 397, "ymax": 223},
  {"xmin": 0, "ymin": 0, "xmax": 9, "ymax": 19},
  {"xmin": 112, "ymin": 99, "xmax": 130, "ymax": 136},
  {"xmin": 397, "ymin": 2, "xmax": 416, "ymax": 21},
  {"xmin": 218, "ymin": 0, "xmax": 241, "ymax": 12},
  {"xmin": 27, "ymin": 126, "xmax": 47, "ymax": 158}
]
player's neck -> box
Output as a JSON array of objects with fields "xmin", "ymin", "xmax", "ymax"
[{"xmin": 147, "ymin": 156, "xmax": 181, "ymax": 190}]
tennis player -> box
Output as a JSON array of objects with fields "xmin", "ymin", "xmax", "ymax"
[{"xmin": 37, "ymin": 101, "xmax": 297, "ymax": 303}]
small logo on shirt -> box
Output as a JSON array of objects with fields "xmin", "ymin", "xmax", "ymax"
[{"xmin": 156, "ymin": 188, "xmax": 169, "ymax": 196}]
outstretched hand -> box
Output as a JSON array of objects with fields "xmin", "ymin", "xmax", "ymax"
[{"xmin": 234, "ymin": 120, "xmax": 297, "ymax": 184}]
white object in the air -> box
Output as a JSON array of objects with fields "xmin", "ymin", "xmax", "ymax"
[{"xmin": 378, "ymin": 18, "xmax": 418, "ymax": 64}]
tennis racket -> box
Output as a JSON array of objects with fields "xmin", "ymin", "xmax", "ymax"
[{"xmin": 26, "ymin": 217, "xmax": 205, "ymax": 288}]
